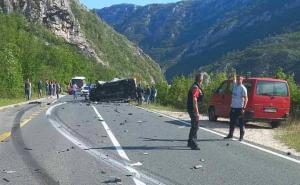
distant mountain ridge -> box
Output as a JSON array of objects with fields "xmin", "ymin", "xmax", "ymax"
[{"xmin": 97, "ymin": 0, "xmax": 300, "ymax": 80}]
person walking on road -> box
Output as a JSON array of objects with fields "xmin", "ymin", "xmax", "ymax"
[
  {"xmin": 136, "ymin": 84, "xmax": 144, "ymax": 105},
  {"xmin": 144, "ymin": 85, "xmax": 151, "ymax": 104},
  {"xmin": 24, "ymin": 79, "xmax": 31, "ymax": 101},
  {"xmin": 72, "ymin": 83, "xmax": 78, "ymax": 100},
  {"xmin": 186, "ymin": 73, "xmax": 204, "ymax": 150},
  {"xmin": 55, "ymin": 81, "xmax": 61, "ymax": 99},
  {"xmin": 224, "ymin": 75, "xmax": 248, "ymax": 141},
  {"xmin": 150, "ymin": 85, "xmax": 157, "ymax": 103},
  {"xmin": 37, "ymin": 80, "xmax": 43, "ymax": 98}
]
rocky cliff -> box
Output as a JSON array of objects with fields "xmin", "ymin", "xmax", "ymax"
[{"xmin": 1, "ymin": 0, "xmax": 103, "ymax": 64}]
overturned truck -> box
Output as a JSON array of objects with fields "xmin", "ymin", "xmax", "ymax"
[{"xmin": 89, "ymin": 78, "xmax": 137, "ymax": 102}]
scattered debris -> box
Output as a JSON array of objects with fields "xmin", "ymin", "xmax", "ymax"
[
  {"xmin": 66, "ymin": 149, "xmax": 69, "ymax": 152},
  {"xmin": 124, "ymin": 130, "xmax": 129, "ymax": 133},
  {"xmin": 137, "ymin": 121, "xmax": 143, "ymax": 123},
  {"xmin": 47, "ymin": 103, "xmax": 51, "ymax": 105},
  {"xmin": 200, "ymin": 159, "xmax": 205, "ymax": 162},
  {"xmin": 103, "ymin": 177, "xmax": 122, "ymax": 184},
  {"xmin": 71, "ymin": 146, "xmax": 75, "ymax": 149},
  {"xmin": 143, "ymin": 153, "xmax": 149, "ymax": 155},
  {"xmin": 2, "ymin": 170, "xmax": 16, "ymax": 174},
  {"xmin": 124, "ymin": 120, "xmax": 127, "ymax": 123},
  {"xmin": 24, "ymin": 147, "xmax": 32, "ymax": 151},
  {"xmin": 29, "ymin": 101, "xmax": 42, "ymax": 104},
  {"xmin": 34, "ymin": 169, "xmax": 41, "ymax": 173},
  {"xmin": 287, "ymin": 152, "xmax": 292, "ymax": 156},
  {"xmin": 2, "ymin": 178, "xmax": 9, "ymax": 182},
  {"xmin": 120, "ymin": 122, "xmax": 125, "ymax": 125},
  {"xmin": 226, "ymin": 143, "xmax": 230, "ymax": 146},
  {"xmin": 98, "ymin": 118, "xmax": 104, "ymax": 121},
  {"xmin": 193, "ymin": 165, "xmax": 203, "ymax": 169},
  {"xmin": 61, "ymin": 108, "xmax": 65, "ymax": 109},
  {"xmin": 114, "ymin": 109, "xmax": 120, "ymax": 113},
  {"xmin": 101, "ymin": 170, "xmax": 106, "ymax": 174},
  {"xmin": 128, "ymin": 113, "xmax": 133, "ymax": 115},
  {"xmin": 101, "ymin": 135, "xmax": 107, "ymax": 138},
  {"xmin": 159, "ymin": 115, "xmax": 163, "ymax": 117},
  {"xmin": 125, "ymin": 174, "xmax": 133, "ymax": 177},
  {"xmin": 76, "ymin": 125, "xmax": 81, "ymax": 127},
  {"xmin": 130, "ymin": 162, "xmax": 143, "ymax": 166}
]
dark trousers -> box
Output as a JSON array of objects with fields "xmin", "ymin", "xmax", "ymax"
[
  {"xmin": 228, "ymin": 108, "xmax": 245, "ymax": 138},
  {"xmin": 188, "ymin": 111, "xmax": 199, "ymax": 147}
]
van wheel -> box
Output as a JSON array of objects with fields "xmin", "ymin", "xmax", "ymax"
[
  {"xmin": 271, "ymin": 121, "xmax": 281, "ymax": 128},
  {"xmin": 208, "ymin": 107, "xmax": 217, "ymax": 121}
]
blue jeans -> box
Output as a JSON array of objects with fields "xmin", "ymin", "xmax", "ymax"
[{"xmin": 228, "ymin": 108, "xmax": 245, "ymax": 138}]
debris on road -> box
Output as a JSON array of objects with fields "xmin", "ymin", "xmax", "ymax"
[
  {"xmin": 24, "ymin": 147, "xmax": 32, "ymax": 151},
  {"xmin": 120, "ymin": 122, "xmax": 125, "ymax": 125},
  {"xmin": 226, "ymin": 143, "xmax": 230, "ymax": 146},
  {"xmin": 101, "ymin": 135, "xmax": 107, "ymax": 138},
  {"xmin": 2, "ymin": 170, "xmax": 16, "ymax": 174},
  {"xmin": 2, "ymin": 178, "xmax": 10, "ymax": 182},
  {"xmin": 100, "ymin": 170, "xmax": 106, "ymax": 174},
  {"xmin": 103, "ymin": 177, "xmax": 122, "ymax": 184},
  {"xmin": 137, "ymin": 121, "xmax": 143, "ymax": 123},
  {"xmin": 143, "ymin": 152, "xmax": 149, "ymax": 155},
  {"xmin": 193, "ymin": 165, "xmax": 203, "ymax": 169},
  {"xmin": 287, "ymin": 152, "xmax": 292, "ymax": 156},
  {"xmin": 200, "ymin": 159, "xmax": 205, "ymax": 162},
  {"xmin": 130, "ymin": 162, "xmax": 143, "ymax": 166},
  {"xmin": 123, "ymin": 130, "xmax": 129, "ymax": 133},
  {"xmin": 128, "ymin": 113, "xmax": 133, "ymax": 115}
]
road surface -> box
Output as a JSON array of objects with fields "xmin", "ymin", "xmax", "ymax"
[{"xmin": 0, "ymin": 96, "xmax": 299, "ymax": 185}]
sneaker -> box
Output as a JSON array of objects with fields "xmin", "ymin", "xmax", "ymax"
[
  {"xmin": 224, "ymin": 135, "xmax": 233, "ymax": 139},
  {"xmin": 191, "ymin": 146, "xmax": 200, "ymax": 150}
]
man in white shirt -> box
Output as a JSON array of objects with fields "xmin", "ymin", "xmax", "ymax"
[{"xmin": 224, "ymin": 75, "xmax": 248, "ymax": 141}]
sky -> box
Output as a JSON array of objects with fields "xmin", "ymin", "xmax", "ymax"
[{"xmin": 80, "ymin": 0, "xmax": 180, "ymax": 9}]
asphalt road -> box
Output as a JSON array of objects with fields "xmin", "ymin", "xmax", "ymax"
[{"xmin": 0, "ymin": 96, "xmax": 300, "ymax": 185}]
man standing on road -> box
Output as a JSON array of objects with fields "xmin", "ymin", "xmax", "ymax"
[
  {"xmin": 186, "ymin": 73, "xmax": 204, "ymax": 150},
  {"xmin": 72, "ymin": 83, "xmax": 78, "ymax": 100},
  {"xmin": 224, "ymin": 75, "xmax": 248, "ymax": 141},
  {"xmin": 37, "ymin": 80, "xmax": 43, "ymax": 98},
  {"xmin": 24, "ymin": 79, "xmax": 30, "ymax": 101},
  {"xmin": 136, "ymin": 84, "xmax": 144, "ymax": 105}
]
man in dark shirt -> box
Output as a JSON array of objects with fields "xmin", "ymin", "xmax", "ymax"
[{"xmin": 186, "ymin": 73, "xmax": 204, "ymax": 150}]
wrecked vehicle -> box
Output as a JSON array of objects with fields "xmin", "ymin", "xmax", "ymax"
[{"xmin": 89, "ymin": 78, "xmax": 137, "ymax": 102}]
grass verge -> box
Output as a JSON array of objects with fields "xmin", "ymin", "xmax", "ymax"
[
  {"xmin": 133, "ymin": 102, "xmax": 185, "ymax": 112},
  {"xmin": 276, "ymin": 112, "xmax": 300, "ymax": 152}
]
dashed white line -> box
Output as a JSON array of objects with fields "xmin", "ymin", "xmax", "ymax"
[{"xmin": 46, "ymin": 103, "xmax": 165, "ymax": 185}]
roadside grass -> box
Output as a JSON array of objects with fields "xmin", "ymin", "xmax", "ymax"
[
  {"xmin": 0, "ymin": 95, "xmax": 42, "ymax": 107},
  {"xmin": 132, "ymin": 102, "xmax": 185, "ymax": 112},
  {"xmin": 0, "ymin": 97, "xmax": 28, "ymax": 107},
  {"xmin": 276, "ymin": 111, "xmax": 300, "ymax": 152}
]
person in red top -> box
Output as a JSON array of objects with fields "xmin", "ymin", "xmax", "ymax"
[{"xmin": 186, "ymin": 73, "xmax": 204, "ymax": 150}]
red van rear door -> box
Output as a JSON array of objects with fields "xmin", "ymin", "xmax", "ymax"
[{"xmin": 253, "ymin": 80, "xmax": 290, "ymax": 119}]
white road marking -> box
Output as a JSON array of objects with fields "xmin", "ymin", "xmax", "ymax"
[
  {"xmin": 92, "ymin": 105, "xmax": 130, "ymax": 161},
  {"xmin": 136, "ymin": 106, "xmax": 300, "ymax": 165},
  {"xmin": 46, "ymin": 103, "xmax": 165, "ymax": 185}
]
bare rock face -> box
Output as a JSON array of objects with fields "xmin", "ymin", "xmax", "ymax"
[{"xmin": 0, "ymin": 0, "xmax": 104, "ymax": 64}]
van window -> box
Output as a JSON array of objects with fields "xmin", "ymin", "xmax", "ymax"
[
  {"xmin": 256, "ymin": 81, "xmax": 288, "ymax": 97},
  {"xmin": 217, "ymin": 82, "xmax": 227, "ymax": 94}
]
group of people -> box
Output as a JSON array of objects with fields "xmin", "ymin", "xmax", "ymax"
[
  {"xmin": 187, "ymin": 73, "xmax": 247, "ymax": 150},
  {"xmin": 136, "ymin": 84, "xmax": 157, "ymax": 105},
  {"xmin": 24, "ymin": 79, "xmax": 61, "ymax": 100}
]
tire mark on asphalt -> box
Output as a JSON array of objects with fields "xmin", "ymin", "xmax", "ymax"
[{"xmin": 11, "ymin": 104, "xmax": 60, "ymax": 185}]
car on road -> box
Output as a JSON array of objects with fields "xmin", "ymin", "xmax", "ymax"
[{"xmin": 208, "ymin": 77, "xmax": 290, "ymax": 128}]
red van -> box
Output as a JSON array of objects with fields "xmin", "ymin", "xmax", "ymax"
[{"xmin": 208, "ymin": 78, "xmax": 290, "ymax": 128}]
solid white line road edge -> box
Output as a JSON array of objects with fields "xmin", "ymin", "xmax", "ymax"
[
  {"xmin": 136, "ymin": 106, "xmax": 300, "ymax": 165},
  {"xmin": 92, "ymin": 105, "xmax": 130, "ymax": 161},
  {"xmin": 46, "ymin": 103, "xmax": 165, "ymax": 185}
]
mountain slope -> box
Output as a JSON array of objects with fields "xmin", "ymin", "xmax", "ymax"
[
  {"xmin": 0, "ymin": 0, "xmax": 163, "ymax": 89},
  {"xmin": 97, "ymin": 0, "xmax": 300, "ymax": 80},
  {"xmin": 202, "ymin": 31, "xmax": 300, "ymax": 82}
]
